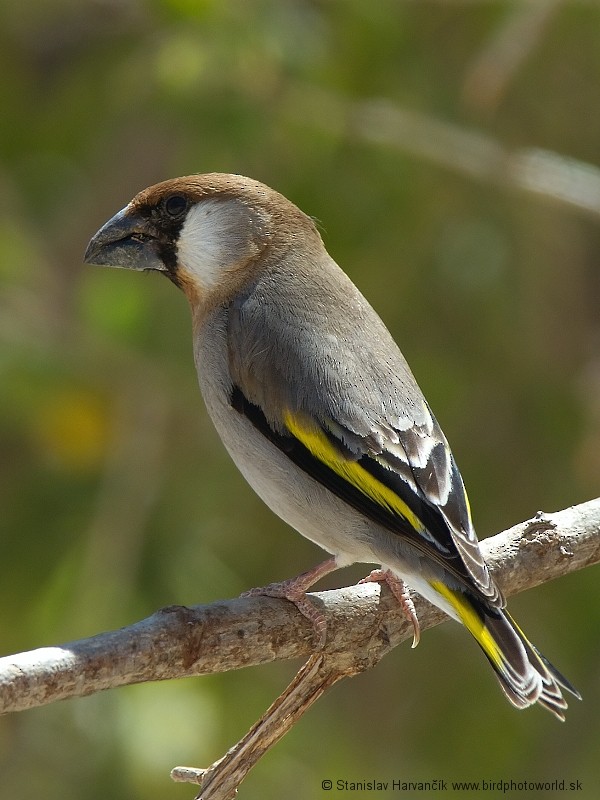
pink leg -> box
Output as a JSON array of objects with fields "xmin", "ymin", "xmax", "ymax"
[
  {"xmin": 241, "ymin": 557, "xmax": 338, "ymax": 648},
  {"xmin": 359, "ymin": 568, "xmax": 421, "ymax": 648}
]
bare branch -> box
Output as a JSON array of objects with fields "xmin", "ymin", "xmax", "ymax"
[
  {"xmin": 284, "ymin": 87, "xmax": 600, "ymax": 219},
  {"xmin": 1, "ymin": 498, "xmax": 598, "ymax": 799},
  {"xmin": 1, "ymin": 498, "xmax": 599, "ymax": 717},
  {"xmin": 461, "ymin": 1, "xmax": 562, "ymax": 114}
]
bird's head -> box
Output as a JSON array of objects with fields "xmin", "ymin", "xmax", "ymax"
[{"xmin": 84, "ymin": 173, "xmax": 320, "ymax": 308}]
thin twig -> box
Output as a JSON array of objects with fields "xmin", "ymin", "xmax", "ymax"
[{"xmin": 172, "ymin": 654, "xmax": 357, "ymax": 800}]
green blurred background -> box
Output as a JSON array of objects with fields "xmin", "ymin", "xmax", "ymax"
[{"xmin": 1, "ymin": 1, "xmax": 599, "ymax": 798}]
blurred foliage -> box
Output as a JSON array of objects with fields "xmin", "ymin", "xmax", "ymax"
[{"xmin": 1, "ymin": 1, "xmax": 599, "ymax": 798}]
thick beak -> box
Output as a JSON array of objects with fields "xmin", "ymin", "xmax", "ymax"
[{"xmin": 84, "ymin": 207, "xmax": 166, "ymax": 272}]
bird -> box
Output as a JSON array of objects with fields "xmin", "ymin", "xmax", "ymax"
[{"xmin": 84, "ymin": 172, "xmax": 580, "ymax": 719}]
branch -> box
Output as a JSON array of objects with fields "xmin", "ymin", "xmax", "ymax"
[
  {"xmin": 2, "ymin": 498, "xmax": 599, "ymax": 799},
  {"xmin": 284, "ymin": 86, "xmax": 600, "ymax": 220}
]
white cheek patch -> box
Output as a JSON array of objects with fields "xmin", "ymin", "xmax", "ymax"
[{"xmin": 177, "ymin": 198, "xmax": 258, "ymax": 291}]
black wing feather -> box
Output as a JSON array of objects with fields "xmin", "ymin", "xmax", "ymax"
[{"xmin": 231, "ymin": 385, "xmax": 492, "ymax": 594}]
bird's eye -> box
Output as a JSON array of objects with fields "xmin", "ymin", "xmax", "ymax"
[{"xmin": 164, "ymin": 194, "xmax": 187, "ymax": 218}]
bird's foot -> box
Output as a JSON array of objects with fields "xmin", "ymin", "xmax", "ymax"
[
  {"xmin": 359, "ymin": 568, "xmax": 421, "ymax": 648},
  {"xmin": 240, "ymin": 557, "xmax": 338, "ymax": 649}
]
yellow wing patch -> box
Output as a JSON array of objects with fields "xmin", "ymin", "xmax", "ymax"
[
  {"xmin": 283, "ymin": 409, "xmax": 426, "ymax": 535},
  {"xmin": 430, "ymin": 580, "xmax": 503, "ymax": 669}
]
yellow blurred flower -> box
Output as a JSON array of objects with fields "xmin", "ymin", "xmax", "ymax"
[{"xmin": 33, "ymin": 389, "xmax": 110, "ymax": 473}]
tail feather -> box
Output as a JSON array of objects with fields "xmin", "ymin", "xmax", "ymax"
[
  {"xmin": 482, "ymin": 610, "xmax": 576, "ymax": 721},
  {"xmin": 430, "ymin": 582, "xmax": 580, "ymax": 720}
]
